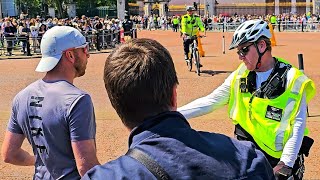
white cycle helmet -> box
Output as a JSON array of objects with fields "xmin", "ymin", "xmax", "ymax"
[
  {"xmin": 186, "ymin": 6, "xmax": 196, "ymax": 11},
  {"xmin": 229, "ymin": 19, "xmax": 272, "ymax": 50}
]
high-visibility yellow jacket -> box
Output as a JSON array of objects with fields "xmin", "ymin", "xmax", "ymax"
[
  {"xmin": 181, "ymin": 14, "xmax": 205, "ymax": 36},
  {"xmin": 270, "ymin": 16, "xmax": 277, "ymax": 24},
  {"xmin": 228, "ymin": 57, "xmax": 316, "ymax": 158},
  {"xmin": 172, "ymin": 18, "xmax": 180, "ymax": 25}
]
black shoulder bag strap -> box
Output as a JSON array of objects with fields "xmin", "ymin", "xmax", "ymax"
[{"xmin": 126, "ymin": 148, "xmax": 171, "ymax": 180}]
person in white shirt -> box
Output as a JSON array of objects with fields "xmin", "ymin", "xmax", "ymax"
[{"xmin": 178, "ymin": 19, "xmax": 315, "ymax": 180}]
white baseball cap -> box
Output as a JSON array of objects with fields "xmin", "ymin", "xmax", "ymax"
[{"xmin": 36, "ymin": 26, "xmax": 86, "ymax": 72}]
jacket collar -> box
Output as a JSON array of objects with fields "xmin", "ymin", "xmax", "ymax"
[{"xmin": 128, "ymin": 111, "xmax": 189, "ymax": 147}]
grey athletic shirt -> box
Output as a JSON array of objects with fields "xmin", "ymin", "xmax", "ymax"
[{"xmin": 7, "ymin": 79, "xmax": 96, "ymax": 180}]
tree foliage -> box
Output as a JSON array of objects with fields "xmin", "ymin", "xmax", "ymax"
[
  {"xmin": 15, "ymin": 0, "xmax": 138, "ymax": 18},
  {"xmin": 95, "ymin": 0, "xmax": 117, "ymax": 6},
  {"xmin": 16, "ymin": 0, "xmax": 41, "ymax": 15},
  {"xmin": 15, "ymin": 0, "xmax": 121, "ymax": 18}
]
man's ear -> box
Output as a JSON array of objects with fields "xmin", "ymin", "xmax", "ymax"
[
  {"xmin": 259, "ymin": 40, "xmax": 266, "ymax": 53},
  {"xmin": 65, "ymin": 51, "xmax": 75, "ymax": 63},
  {"xmin": 171, "ymin": 84, "xmax": 178, "ymax": 111}
]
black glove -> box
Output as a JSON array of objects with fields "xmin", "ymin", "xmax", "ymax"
[{"xmin": 273, "ymin": 161, "xmax": 293, "ymax": 180}]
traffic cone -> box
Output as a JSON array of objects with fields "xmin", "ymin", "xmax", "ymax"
[
  {"xmin": 268, "ymin": 23, "xmax": 277, "ymax": 46},
  {"xmin": 120, "ymin": 28, "xmax": 125, "ymax": 43},
  {"xmin": 197, "ymin": 32, "xmax": 205, "ymax": 57}
]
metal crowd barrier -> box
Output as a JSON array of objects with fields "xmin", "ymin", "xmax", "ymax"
[
  {"xmin": 206, "ymin": 21, "xmax": 320, "ymax": 32},
  {"xmin": 0, "ymin": 29, "xmax": 138, "ymax": 57},
  {"xmin": 273, "ymin": 20, "xmax": 320, "ymax": 32},
  {"xmin": 82, "ymin": 29, "xmax": 137, "ymax": 51},
  {"xmin": 82, "ymin": 29, "xmax": 120, "ymax": 51},
  {"xmin": 0, "ymin": 35, "xmax": 36, "ymax": 56}
]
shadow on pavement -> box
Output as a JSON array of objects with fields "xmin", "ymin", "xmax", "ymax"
[
  {"xmin": 200, "ymin": 70, "xmax": 233, "ymax": 76},
  {"xmin": 202, "ymin": 55, "xmax": 217, "ymax": 58},
  {"xmin": 308, "ymin": 114, "xmax": 320, "ymax": 118}
]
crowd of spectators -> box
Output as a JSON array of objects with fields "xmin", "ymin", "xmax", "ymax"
[
  {"xmin": 1, "ymin": 12, "xmax": 320, "ymax": 56},
  {"xmin": 131, "ymin": 12, "xmax": 320, "ymax": 32},
  {"xmin": 0, "ymin": 14, "xmax": 127, "ymax": 56}
]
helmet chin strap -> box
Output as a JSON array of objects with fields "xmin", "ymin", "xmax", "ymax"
[{"xmin": 253, "ymin": 42, "xmax": 267, "ymax": 70}]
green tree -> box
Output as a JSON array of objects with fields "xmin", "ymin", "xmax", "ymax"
[
  {"xmin": 15, "ymin": 0, "xmax": 64, "ymax": 18},
  {"xmin": 16, "ymin": 0, "xmax": 132, "ymax": 18},
  {"xmin": 55, "ymin": 0, "xmax": 65, "ymax": 18},
  {"xmin": 95, "ymin": 0, "xmax": 117, "ymax": 6},
  {"xmin": 16, "ymin": 0, "xmax": 41, "ymax": 17},
  {"xmin": 76, "ymin": 0, "xmax": 117, "ymax": 17}
]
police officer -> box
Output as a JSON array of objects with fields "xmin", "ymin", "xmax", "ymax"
[
  {"xmin": 270, "ymin": 14, "xmax": 277, "ymax": 30},
  {"xmin": 123, "ymin": 16, "xmax": 134, "ymax": 37},
  {"xmin": 181, "ymin": 6, "xmax": 205, "ymax": 60},
  {"xmin": 172, "ymin": 16, "xmax": 180, "ymax": 32},
  {"xmin": 178, "ymin": 19, "xmax": 316, "ymax": 180}
]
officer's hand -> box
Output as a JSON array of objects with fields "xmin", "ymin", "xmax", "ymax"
[
  {"xmin": 182, "ymin": 33, "xmax": 187, "ymax": 39},
  {"xmin": 273, "ymin": 161, "xmax": 293, "ymax": 180}
]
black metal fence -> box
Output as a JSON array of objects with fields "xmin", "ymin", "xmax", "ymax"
[
  {"xmin": 206, "ymin": 21, "xmax": 320, "ymax": 32},
  {"xmin": 0, "ymin": 29, "xmax": 137, "ymax": 57}
]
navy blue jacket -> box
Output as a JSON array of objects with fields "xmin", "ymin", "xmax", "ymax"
[{"xmin": 83, "ymin": 112, "xmax": 274, "ymax": 180}]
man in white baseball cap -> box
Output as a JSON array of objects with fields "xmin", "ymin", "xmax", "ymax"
[
  {"xmin": 2, "ymin": 26, "xmax": 99, "ymax": 179},
  {"xmin": 36, "ymin": 25, "xmax": 89, "ymax": 74}
]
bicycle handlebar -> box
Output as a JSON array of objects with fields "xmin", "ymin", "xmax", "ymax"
[{"xmin": 184, "ymin": 35, "xmax": 206, "ymax": 40}]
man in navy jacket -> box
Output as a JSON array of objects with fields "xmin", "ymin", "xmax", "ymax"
[{"xmin": 82, "ymin": 38, "xmax": 275, "ymax": 180}]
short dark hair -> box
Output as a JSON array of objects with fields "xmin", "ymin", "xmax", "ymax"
[
  {"xmin": 104, "ymin": 38, "xmax": 178, "ymax": 129},
  {"xmin": 258, "ymin": 36, "xmax": 272, "ymax": 51}
]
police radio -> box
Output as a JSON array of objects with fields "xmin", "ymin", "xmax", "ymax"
[
  {"xmin": 260, "ymin": 64, "xmax": 291, "ymax": 99},
  {"xmin": 261, "ymin": 74, "xmax": 281, "ymax": 99}
]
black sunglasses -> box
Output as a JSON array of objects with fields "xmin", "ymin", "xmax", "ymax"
[{"xmin": 237, "ymin": 43, "xmax": 254, "ymax": 57}]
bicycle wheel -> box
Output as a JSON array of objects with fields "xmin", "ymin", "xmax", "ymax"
[
  {"xmin": 194, "ymin": 50, "xmax": 201, "ymax": 76},
  {"xmin": 187, "ymin": 58, "xmax": 192, "ymax": 71},
  {"xmin": 187, "ymin": 48, "xmax": 192, "ymax": 71}
]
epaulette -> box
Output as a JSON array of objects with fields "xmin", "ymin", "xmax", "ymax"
[
  {"xmin": 183, "ymin": 16, "xmax": 188, "ymax": 18},
  {"xmin": 194, "ymin": 15, "xmax": 199, "ymax": 17}
]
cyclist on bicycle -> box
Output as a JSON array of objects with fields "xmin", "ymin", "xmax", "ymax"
[{"xmin": 181, "ymin": 6, "xmax": 205, "ymax": 61}]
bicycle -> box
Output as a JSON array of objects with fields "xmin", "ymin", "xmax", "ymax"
[{"xmin": 185, "ymin": 35, "xmax": 204, "ymax": 76}]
